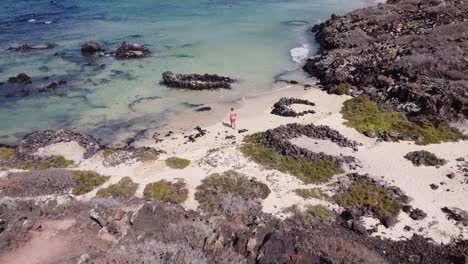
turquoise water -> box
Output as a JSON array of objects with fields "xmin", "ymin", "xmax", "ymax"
[{"xmin": 0, "ymin": 0, "xmax": 370, "ymax": 146}]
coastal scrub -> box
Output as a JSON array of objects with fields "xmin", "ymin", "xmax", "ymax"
[
  {"xmin": 72, "ymin": 170, "xmax": 111, "ymax": 195},
  {"xmin": 333, "ymin": 178, "xmax": 401, "ymax": 219},
  {"xmin": 240, "ymin": 143, "xmax": 342, "ymax": 184},
  {"xmin": 195, "ymin": 170, "xmax": 270, "ymax": 212},
  {"xmin": 306, "ymin": 205, "xmax": 333, "ymax": 221},
  {"xmin": 96, "ymin": 177, "xmax": 139, "ymax": 199},
  {"xmin": 144, "ymin": 179, "xmax": 188, "ymax": 203},
  {"xmin": 295, "ymin": 188, "xmax": 329, "ymax": 200},
  {"xmin": 341, "ymin": 96, "xmax": 464, "ymax": 145},
  {"xmin": 0, "ymin": 147, "xmax": 14, "ymax": 161},
  {"xmin": 404, "ymin": 150, "xmax": 446, "ymax": 167},
  {"xmin": 165, "ymin": 156, "xmax": 191, "ymax": 169}
]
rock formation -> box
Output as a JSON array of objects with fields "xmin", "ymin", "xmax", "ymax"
[
  {"xmin": 115, "ymin": 41, "xmax": 150, "ymax": 59},
  {"xmin": 303, "ymin": 0, "xmax": 468, "ymax": 121},
  {"xmin": 162, "ymin": 71, "xmax": 235, "ymax": 89}
]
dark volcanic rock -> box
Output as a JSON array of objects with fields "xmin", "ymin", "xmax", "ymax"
[
  {"xmin": 196, "ymin": 106, "xmax": 212, "ymax": 112},
  {"xmin": 115, "ymin": 41, "xmax": 150, "ymax": 59},
  {"xmin": 162, "ymin": 71, "xmax": 235, "ymax": 89},
  {"xmin": 81, "ymin": 41, "xmax": 103, "ymax": 54},
  {"xmin": 441, "ymin": 207, "xmax": 468, "ymax": 226},
  {"xmin": 6, "ymin": 43, "xmax": 57, "ymax": 52},
  {"xmin": 8, "ymin": 73, "xmax": 32, "ymax": 85},
  {"xmin": 409, "ymin": 208, "xmax": 427, "ymax": 221},
  {"xmin": 271, "ymin": 97, "xmax": 316, "ymax": 117},
  {"xmin": 304, "ymin": 0, "xmax": 468, "ymax": 121}
]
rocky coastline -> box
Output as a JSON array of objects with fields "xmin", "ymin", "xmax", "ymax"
[{"xmin": 303, "ymin": 0, "xmax": 468, "ymax": 122}]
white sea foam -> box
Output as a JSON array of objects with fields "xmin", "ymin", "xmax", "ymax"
[
  {"xmin": 45, "ymin": 21, "xmax": 52, "ymax": 24},
  {"xmin": 290, "ymin": 44, "xmax": 310, "ymax": 63},
  {"xmin": 28, "ymin": 19, "xmax": 36, "ymax": 23}
]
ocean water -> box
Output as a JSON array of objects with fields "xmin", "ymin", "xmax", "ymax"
[{"xmin": 0, "ymin": 0, "xmax": 371, "ymax": 146}]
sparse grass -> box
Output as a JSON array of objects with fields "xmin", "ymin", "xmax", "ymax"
[
  {"xmin": 102, "ymin": 149, "xmax": 115, "ymax": 158},
  {"xmin": 334, "ymin": 82, "xmax": 349, "ymax": 95},
  {"xmin": 72, "ymin": 170, "xmax": 111, "ymax": 195},
  {"xmin": 195, "ymin": 170, "xmax": 270, "ymax": 212},
  {"xmin": 333, "ymin": 178, "xmax": 401, "ymax": 219},
  {"xmin": 294, "ymin": 188, "xmax": 329, "ymax": 200},
  {"xmin": 142, "ymin": 152, "xmax": 159, "ymax": 162},
  {"xmin": 96, "ymin": 177, "xmax": 138, "ymax": 199},
  {"xmin": 16, "ymin": 161, "xmax": 33, "ymax": 170},
  {"xmin": 240, "ymin": 143, "xmax": 343, "ymax": 184},
  {"xmin": 404, "ymin": 150, "xmax": 446, "ymax": 167},
  {"xmin": 37, "ymin": 156, "xmax": 74, "ymax": 170},
  {"xmin": 0, "ymin": 147, "xmax": 14, "ymax": 161},
  {"xmin": 144, "ymin": 179, "xmax": 188, "ymax": 203},
  {"xmin": 243, "ymin": 131, "xmax": 265, "ymax": 143},
  {"xmin": 165, "ymin": 157, "xmax": 191, "ymax": 169},
  {"xmin": 456, "ymin": 157, "xmax": 465, "ymax": 162},
  {"xmin": 38, "ymin": 160, "xmax": 52, "ymax": 170},
  {"xmin": 306, "ymin": 205, "xmax": 333, "ymax": 221},
  {"xmin": 341, "ymin": 96, "xmax": 465, "ymax": 145}
]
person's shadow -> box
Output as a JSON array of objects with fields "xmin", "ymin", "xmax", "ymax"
[{"xmin": 222, "ymin": 122, "xmax": 232, "ymax": 128}]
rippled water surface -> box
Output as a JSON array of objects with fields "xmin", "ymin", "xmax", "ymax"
[{"xmin": 0, "ymin": 0, "xmax": 370, "ymax": 145}]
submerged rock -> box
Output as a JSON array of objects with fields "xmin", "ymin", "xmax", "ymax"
[
  {"xmin": 6, "ymin": 43, "xmax": 57, "ymax": 52},
  {"xmin": 8, "ymin": 73, "xmax": 32, "ymax": 85},
  {"xmin": 162, "ymin": 71, "xmax": 235, "ymax": 89},
  {"xmin": 115, "ymin": 41, "xmax": 150, "ymax": 59},
  {"xmin": 81, "ymin": 41, "xmax": 103, "ymax": 54}
]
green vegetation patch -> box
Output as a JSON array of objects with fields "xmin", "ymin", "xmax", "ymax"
[
  {"xmin": 404, "ymin": 150, "xmax": 446, "ymax": 167},
  {"xmin": 341, "ymin": 96, "xmax": 464, "ymax": 145},
  {"xmin": 0, "ymin": 147, "xmax": 14, "ymax": 161},
  {"xmin": 306, "ymin": 205, "xmax": 333, "ymax": 222},
  {"xmin": 294, "ymin": 188, "xmax": 329, "ymax": 200},
  {"xmin": 143, "ymin": 179, "xmax": 188, "ymax": 203},
  {"xmin": 165, "ymin": 156, "xmax": 191, "ymax": 169},
  {"xmin": 96, "ymin": 177, "xmax": 139, "ymax": 199},
  {"xmin": 240, "ymin": 143, "xmax": 343, "ymax": 184},
  {"xmin": 72, "ymin": 170, "xmax": 111, "ymax": 195},
  {"xmin": 102, "ymin": 149, "xmax": 115, "ymax": 158},
  {"xmin": 243, "ymin": 131, "xmax": 265, "ymax": 143},
  {"xmin": 334, "ymin": 83, "xmax": 349, "ymax": 95},
  {"xmin": 142, "ymin": 152, "xmax": 159, "ymax": 162},
  {"xmin": 37, "ymin": 155, "xmax": 74, "ymax": 170},
  {"xmin": 195, "ymin": 170, "xmax": 270, "ymax": 212},
  {"xmin": 16, "ymin": 161, "xmax": 33, "ymax": 170},
  {"xmin": 333, "ymin": 178, "xmax": 401, "ymax": 219}
]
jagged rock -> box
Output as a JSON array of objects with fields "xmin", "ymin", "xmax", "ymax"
[
  {"xmin": 81, "ymin": 41, "xmax": 103, "ymax": 54},
  {"xmin": 441, "ymin": 207, "xmax": 468, "ymax": 226},
  {"xmin": 271, "ymin": 97, "xmax": 316, "ymax": 117},
  {"xmin": 382, "ymin": 215, "xmax": 397, "ymax": 228},
  {"xmin": 304, "ymin": 0, "xmax": 468, "ymax": 121},
  {"xmin": 8, "ymin": 73, "xmax": 32, "ymax": 85},
  {"xmin": 446, "ymin": 172, "xmax": 456, "ymax": 179},
  {"xmin": 351, "ymin": 221, "xmax": 368, "ymax": 236},
  {"xmin": 162, "ymin": 71, "xmax": 235, "ymax": 89},
  {"xmin": 409, "ymin": 208, "xmax": 427, "ymax": 221},
  {"xmin": 115, "ymin": 41, "xmax": 150, "ymax": 59}
]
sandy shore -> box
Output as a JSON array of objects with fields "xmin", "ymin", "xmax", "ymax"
[{"xmin": 29, "ymin": 82, "xmax": 468, "ymax": 244}]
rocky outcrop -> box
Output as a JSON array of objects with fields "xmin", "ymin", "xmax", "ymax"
[
  {"xmin": 15, "ymin": 129, "xmax": 102, "ymax": 161},
  {"xmin": 271, "ymin": 97, "xmax": 316, "ymax": 117},
  {"xmin": 81, "ymin": 41, "xmax": 103, "ymax": 54},
  {"xmin": 162, "ymin": 71, "xmax": 235, "ymax": 89},
  {"xmin": 304, "ymin": 0, "xmax": 468, "ymax": 121},
  {"xmin": 115, "ymin": 41, "xmax": 150, "ymax": 59},
  {"xmin": 8, "ymin": 73, "xmax": 32, "ymax": 85}
]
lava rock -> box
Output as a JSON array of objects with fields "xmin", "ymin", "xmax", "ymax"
[
  {"xmin": 271, "ymin": 97, "xmax": 316, "ymax": 117},
  {"xmin": 409, "ymin": 208, "xmax": 427, "ymax": 221},
  {"xmin": 115, "ymin": 41, "xmax": 150, "ymax": 59},
  {"xmin": 81, "ymin": 41, "xmax": 103, "ymax": 54},
  {"xmin": 196, "ymin": 106, "xmax": 212, "ymax": 112},
  {"xmin": 162, "ymin": 71, "xmax": 235, "ymax": 89},
  {"xmin": 8, "ymin": 73, "xmax": 32, "ymax": 85}
]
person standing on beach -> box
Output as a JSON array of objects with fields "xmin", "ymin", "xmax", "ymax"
[{"xmin": 230, "ymin": 108, "xmax": 237, "ymax": 129}]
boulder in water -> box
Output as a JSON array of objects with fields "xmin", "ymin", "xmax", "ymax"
[
  {"xmin": 81, "ymin": 41, "xmax": 103, "ymax": 54},
  {"xmin": 8, "ymin": 73, "xmax": 32, "ymax": 85},
  {"xmin": 115, "ymin": 41, "xmax": 150, "ymax": 59},
  {"xmin": 162, "ymin": 71, "xmax": 235, "ymax": 89}
]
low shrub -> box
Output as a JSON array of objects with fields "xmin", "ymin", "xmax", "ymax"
[
  {"xmin": 52, "ymin": 155, "xmax": 75, "ymax": 168},
  {"xmin": 333, "ymin": 178, "xmax": 401, "ymax": 219},
  {"xmin": 341, "ymin": 96, "xmax": 464, "ymax": 145},
  {"xmin": 144, "ymin": 179, "xmax": 188, "ymax": 203},
  {"xmin": 334, "ymin": 83, "xmax": 349, "ymax": 95},
  {"xmin": 72, "ymin": 170, "xmax": 111, "ymax": 195},
  {"xmin": 243, "ymin": 131, "xmax": 265, "ymax": 143},
  {"xmin": 295, "ymin": 188, "xmax": 329, "ymax": 200},
  {"xmin": 96, "ymin": 177, "xmax": 139, "ymax": 199},
  {"xmin": 240, "ymin": 143, "xmax": 343, "ymax": 184},
  {"xmin": 0, "ymin": 147, "xmax": 14, "ymax": 161},
  {"xmin": 142, "ymin": 152, "xmax": 159, "ymax": 162},
  {"xmin": 102, "ymin": 149, "xmax": 115, "ymax": 158},
  {"xmin": 404, "ymin": 150, "xmax": 446, "ymax": 167},
  {"xmin": 195, "ymin": 170, "xmax": 270, "ymax": 213},
  {"xmin": 306, "ymin": 205, "xmax": 333, "ymax": 221},
  {"xmin": 16, "ymin": 161, "xmax": 33, "ymax": 170},
  {"xmin": 165, "ymin": 157, "xmax": 191, "ymax": 169}
]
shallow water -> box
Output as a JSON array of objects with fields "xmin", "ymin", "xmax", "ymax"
[{"xmin": 0, "ymin": 0, "xmax": 371, "ymax": 146}]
